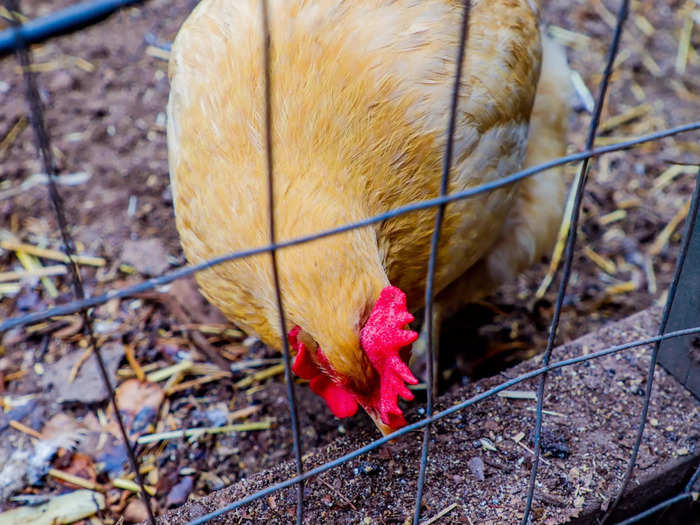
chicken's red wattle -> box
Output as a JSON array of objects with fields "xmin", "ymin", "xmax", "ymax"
[{"xmin": 289, "ymin": 326, "xmax": 358, "ymax": 418}]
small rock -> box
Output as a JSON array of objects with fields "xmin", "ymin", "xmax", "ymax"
[
  {"xmin": 123, "ymin": 499, "xmax": 149, "ymax": 523},
  {"xmin": 468, "ymin": 456, "xmax": 485, "ymax": 481},
  {"xmin": 166, "ymin": 476, "xmax": 194, "ymax": 507},
  {"xmin": 353, "ymin": 462, "xmax": 378, "ymax": 476},
  {"xmin": 538, "ymin": 427, "xmax": 571, "ymax": 459},
  {"xmin": 48, "ymin": 71, "xmax": 73, "ymax": 91},
  {"xmin": 200, "ymin": 471, "xmax": 226, "ymax": 491},
  {"xmin": 121, "ymin": 238, "xmax": 170, "ymax": 276}
]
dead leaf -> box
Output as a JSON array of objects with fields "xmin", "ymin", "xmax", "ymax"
[
  {"xmin": 109, "ymin": 379, "xmax": 164, "ymax": 437},
  {"xmin": 39, "ymin": 343, "xmax": 125, "ymax": 403},
  {"xmin": 53, "ymin": 453, "xmax": 97, "ymax": 489}
]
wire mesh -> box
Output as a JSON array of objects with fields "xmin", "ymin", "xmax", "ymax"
[{"xmin": 1, "ymin": 1, "xmax": 699, "ymax": 524}]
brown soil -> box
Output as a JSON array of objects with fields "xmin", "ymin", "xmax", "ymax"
[{"xmin": 157, "ymin": 307, "xmax": 700, "ymax": 525}]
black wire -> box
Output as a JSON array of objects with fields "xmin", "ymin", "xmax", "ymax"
[
  {"xmin": 684, "ymin": 461, "xmax": 700, "ymax": 493},
  {"xmin": 600, "ymin": 168, "xmax": 700, "ymax": 524},
  {"xmin": 521, "ymin": 1, "xmax": 629, "ymax": 522},
  {"xmin": 181, "ymin": 324, "xmax": 700, "ymax": 524},
  {"xmin": 0, "ymin": 0, "xmax": 145, "ymax": 56},
  {"xmin": 260, "ymin": 2, "xmax": 304, "ymax": 522},
  {"xmin": 413, "ymin": 2, "xmax": 471, "ymax": 523},
  {"xmin": 3, "ymin": 121, "xmax": 697, "ymax": 334},
  {"xmin": 612, "ymin": 493, "xmax": 695, "ymax": 525},
  {"xmin": 4, "ymin": 2, "xmax": 157, "ymax": 523}
]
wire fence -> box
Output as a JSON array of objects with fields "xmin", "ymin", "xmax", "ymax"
[{"xmin": 1, "ymin": 0, "xmax": 699, "ymax": 524}]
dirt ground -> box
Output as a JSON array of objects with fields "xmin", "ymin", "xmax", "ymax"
[
  {"xmin": 0, "ymin": 0, "xmax": 699, "ymax": 522},
  {"xmin": 157, "ymin": 307, "xmax": 700, "ymax": 525}
]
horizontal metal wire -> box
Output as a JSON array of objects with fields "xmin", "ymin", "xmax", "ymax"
[
  {"xmin": 182, "ymin": 323, "xmax": 700, "ymax": 525},
  {"xmin": 2, "ymin": 120, "xmax": 698, "ymax": 334},
  {"xmin": 0, "ymin": 0, "xmax": 144, "ymax": 56}
]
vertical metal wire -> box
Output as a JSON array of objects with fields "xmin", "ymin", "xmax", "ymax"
[
  {"xmin": 600, "ymin": 168, "xmax": 700, "ymax": 524},
  {"xmin": 260, "ymin": 1, "xmax": 305, "ymax": 523},
  {"xmin": 412, "ymin": 2, "xmax": 471, "ymax": 523},
  {"xmin": 521, "ymin": 1, "xmax": 629, "ymax": 522},
  {"xmin": 4, "ymin": 1, "xmax": 157, "ymax": 523}
]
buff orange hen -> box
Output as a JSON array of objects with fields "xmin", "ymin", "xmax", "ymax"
[{"xmin": 167, "ymin": 0, "xmax": 572, "ymax": 435}]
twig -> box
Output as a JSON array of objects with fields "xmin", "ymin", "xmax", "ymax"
[
  {"xmin": 497, "ymin": 390, "xmax": 536, "ymax": 400},
  {"xmin": 583, "ymin": 246, "xmax": 617, "ymax": 274},
  {"xmin": 651, "ymin": 165, "xmax": 696, "ymax": 194},
  {"xmin": 536, "ymin": 167, "xmax": 583, "ymax": 299},
  {"xmin": 229, "ymin": 358, "xmax": 281, "ymax": 372},
  {"xmin": 525, "ymin": 407, "xmax": 567, "ymax": 418},
  {"xmin": 49, "ymin": 468, "xmax": 102, "ymax": 491},
  {"xmin": 0, "ymin": 283, "xmax": 20, "ymax": 295},
  {"xmin": 135, "ymin": 291, "xmax": 229, "ymax": 370},
  {"xmin": 69, "ymin": 346, "xmax": 94, "ymax": 383},
  {"xmin": 136, "ymin": 421, "xmax": 271, "ymax": 444},
  {"xmin": 0, "ymin": 264, "xmax": 66, "ymax": 282},
  {"xmin": 146, "ymin": 360, "xmax": 193, "ymax": 383},
  {"xmin": 605, "ymin": 281, "xmax": 637, "ymax": 296},
  {"xmin": 124, "ymin": 344, "xmax": 145, "ymax": 382},
  {"xmin": 230, "ymin": 405, "xmax": 262, "ymax": 420},
  {"xmin": 599, "ymin": 209, "xmax": 627, "ymax": 225},
  {"xmin": 0, "ymin": 115, "xmax": 27, "ymax": 158},
  {"xmin": 675, "ymin": 16, "xmax": 693, "ymax": 74},
  {"xmin": 145, "ymin": 45, "xmax": 169, "ymax": 61},
  {"xmin": 598, "ymin": 104, "xmax": 651, "ymax": 133},
  {"xmin": 16, "ymin": 250, "xmax": 58, "ymax": 298},
  {"xmin": 319, "ymin": 479, "xmax": 357, "ymax": 511},
  {"xmin": 235, "ymin": 363, "xmax": 286, "ymax": 388},
  {"xmin": 112, "ymin": 478, "xmax": 157, "ymax": 496},
  {"xmin": 422, "ymin": 503, "xmax": 459, "ymax": 525},
  {"xmin": 0, "ymin": 239, "xmax": 105, "ymax": 266},
  {"xmin": 649, "ymin": 200, "xmax": 691, "ymax": 256},
  {"xmin": 165, "ymin": 371, "xmax": 230, "ymax": 395},
  {"xmin": 9, "ymin": 419, "xmax": 42, "ymax": 439}
]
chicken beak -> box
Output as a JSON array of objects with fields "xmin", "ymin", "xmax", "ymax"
[{"xmin": 367, "ymin": 411, "xmax": 396, "ymax": 437}]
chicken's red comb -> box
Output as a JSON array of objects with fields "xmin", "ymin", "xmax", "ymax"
[{"xmin": 360, "ymin": 286, "xmax": 419, "ymax": 427}]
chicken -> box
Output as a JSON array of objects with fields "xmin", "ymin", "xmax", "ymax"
[{"xmin": 167, "ymin": 0, "xmax": 571, "ymax": 435}]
